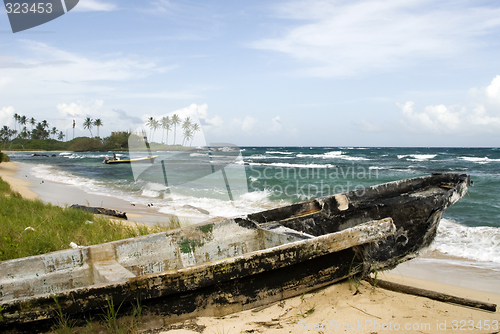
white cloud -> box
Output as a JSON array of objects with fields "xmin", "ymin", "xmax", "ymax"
[
  {"xmin": 485, "ymin": 75, "xmax": 500, "ymax": 105},
  {"xmin": 232, "ymin": 116, "xmax": 257, "ymax": 133},
  {"xmin": 0, "ymin": 40, "xmax": 168, "ymax": 94},
  {"xmin": 468, "ymin": 105, "xmax": 500, "ymax": 129},
  {"xmin": 398, "ymin": 76, "xmax": 500, "ymax": 136},
  {"xmin": 57, "ymin": 100, "xmax": 103, "ymax": 117},
  {"xmin": 0, "ymin": 106, "xmax": 15, "ymax": 128},
  {"xmin": 242, "ymin": 116, "xmax": 257, "ymax": 132},
  {"xmin": 251, "ymin": 0, "xmax": 500, "ymax": 76},
  {"xmin": 73, "ymin": 0, "xmax": 116, "ymax": 12},
  {"xmin": 398, "ymin": 101, "xmax": 463, "ymax": 134}
]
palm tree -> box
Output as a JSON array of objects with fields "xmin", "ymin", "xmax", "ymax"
[
  {"xmin": 19, "ymin": 127, "xmax": 29, "ymax": 139},
  {"xmin": 190, "ymin": 123, "xmax": 200, "ymax": 146},
  {"xmin": 30, "ymin": 117, "xmax": 36, "ymax": 131},
  {"xmin": 0, "ymin": 126, "xmax": 15, "ymax": 142},
  {"xmin": 170, "ymin": 114, "xmax": 181, "ymax": 145},
  {"xmin": 13, "ymin": 113, "xmax": 19, "ymax": 133},
  {"xmin": 182, "ymin": 128, "xmax": 193, "ymax": 147},
  {"xmin": 161, "ymin": 116, "xmax": 170, "ymax": 144},
  {"xmin": 181, "ymin": 118, "xmax": 192, "ymax": 146},
  {"xmin": 57, "ymin": 131, "xmax": 65, "ymax": 141},
  {"xmin": 83, "ymin": 117, "xmax": 94, "ymax": 137},
  {"xmin": 164, "ymin": 121, "xmax": 172, "ymax": 145},
  {"xmin": 151, "ymin": 118, "xmax": 160, "ymax": 143},
  {"xmin": 20, "ymin": 115, "xmax": 27, "ymax": 129},
  {"xmin": 93, "ymin": 119, "xmax": 103, "ymax": 137},
  {"xmin": 146, "ymin": 117, "xmax": 156, "ymax": 142},
  {"xmin": 51, "ymin": 127, "xmax": 57, "ymax": 139}
]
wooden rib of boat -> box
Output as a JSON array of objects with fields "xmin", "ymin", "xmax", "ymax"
[
  {"xmin": 104, "ymin": 155, "xmax": 158, "ymax": 164},
  {"xmin": 0, "ymin": 173, "xmax": 469, "ymax": 327}
]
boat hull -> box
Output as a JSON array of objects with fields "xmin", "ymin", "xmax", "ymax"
[
  {"xmin": 104, "ymin": 155, "xmax": 158, "ymax": 164},
  {"xmin": 0, "ymin": 173, "xmax": 469, "ymax": 327}
]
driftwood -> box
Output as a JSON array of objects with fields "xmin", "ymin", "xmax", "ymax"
[
  {"xmin": 70, "ymin": 204, "xmax": 127, "ymax": 220},
  {"xmin": 365, "ymin": 277, "xmax": 496, "ymax": 312}
]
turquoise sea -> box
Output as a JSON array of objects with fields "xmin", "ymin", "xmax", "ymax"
[{"xmin": 8, "ymin": 147, "xmax": 500, "ymax": 270}]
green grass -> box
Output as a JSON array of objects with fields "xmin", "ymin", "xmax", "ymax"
[{"xmin": 0, "ymin": 177, "xmax": 167, "ymax": 262}]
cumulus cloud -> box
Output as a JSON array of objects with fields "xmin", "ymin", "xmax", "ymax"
[
  {"xmin": 485, "ymin": 75, "xmax": 500, "ymax": 105},
  {"xmin": 398, "ymin": 101, "xmax": 464, "ymax": 134},
  {"xmin": 251, "ymin": 0, "xmax": 500, "ymax": 77},
  {"xmin": 231, "ymin": 116, "xmax": 257, "ymax": 133},
  {"xmin": 241, "ymin": 116, "xmax": 257, "ymax": 132},
  {"xmin": 468, "ymin": 105, "xmax": 500, "ymax": 129},
  {"xmin": 57, "ymin": 100, "xmax": 103, "ymax": 117},
  {"xmin": 398, "ymin": 75, "xmax": 500, "ymax": 135},
  {"xmin": 0, "ymin": 106, "xmax": 15, "ymax": 128}
]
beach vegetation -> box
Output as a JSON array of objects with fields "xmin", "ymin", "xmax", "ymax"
[
  {"xmin": 52, "ymin": 297, "xmax": 75, "ymax": 334},
  {"xmin": 347, "ymin": 256, "xmax": 364, "ymax": 295},
  {"xmin": 1, "ymin": 113, "xmax": 200, "ymax": 152},
  {"xmin": 0, "ymin": 178, "xmax": 168, "ymax": 262},
  {"xmin": 0, "ymin": 151, "xmax": 9, "ymax": 163},
  {"xmin": 298, "ymin": 305, "xmax": 316, "ymax": 318}
]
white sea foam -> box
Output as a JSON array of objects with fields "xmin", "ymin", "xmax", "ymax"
[
  {"xmin": 397, "ymin": 154, "xmax": 436, "ymax": 161},
  {"xmin": 64, "ymin": 153, "xmax": 111, "ymax": 159},
  {"xmin": 459, "ymin": 156, "xmax": 500, "ymax": 164},
  {"xmin": 266, "ymin": 151, "xmax": 293, "ymax": 155},
  {"xmin": 157, "ymin": 189, "xmax": 281, "ymax": 219},
  {"xmin": 297, "ymin": 151, "xmax": 370, "ymax": 161},
  {"xmin": 431, "ymin": 218, "xmax": 500, "ymax": 264},
  {"xmin": 29, "ymin": 162, "xmax": 279, "ymax": 222},
  {"xmin": 140, "ymin": 182, "xmax": 168, "ymax": 198},
  {"xmin": 239, "ymin": 161, "xmax": 335, "ymax": 169},
  {"xmin": 31, "ymin": 164, "xmax": 104, "ymax": 192}
]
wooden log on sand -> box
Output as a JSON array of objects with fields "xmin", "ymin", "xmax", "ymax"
[
  {"xmin": 70, "ymin": 204, "xmax": 127, "ymax": 220},
  {"xmin": 365, "ymin": 277, "xmax": 496, "ymax": 312}
]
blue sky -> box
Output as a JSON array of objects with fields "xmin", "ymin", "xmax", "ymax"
[{"xmin": 1, "ymin": 0, "xmax": 500, "ymax": 147}]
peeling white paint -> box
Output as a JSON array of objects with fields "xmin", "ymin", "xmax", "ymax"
[{"xmin": 335, "ymin": 194, "xmax": 349, "ymax": 211}]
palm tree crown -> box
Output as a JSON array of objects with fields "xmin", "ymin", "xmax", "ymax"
[
  {"xmin": 170, "ymin": 114, "xmax": 181, "ymax": 145},
  {"xmin": 83, "ymin": 117, "xmax": 94, "ymax": 137},
  {"xmin": 94, "ymin": 119, "xmax": 103, "ymax": 137}
]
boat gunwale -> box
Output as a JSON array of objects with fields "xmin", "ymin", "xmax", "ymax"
[{"xmin": 1, "ymin": 218, "xmax": 396, "ymax": 309}]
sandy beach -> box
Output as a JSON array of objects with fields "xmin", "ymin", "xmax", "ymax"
[
  {"xmin": 1, "ymin": 161, "xmax": 499, "ymax": 333},
  {"xmin": 0, "ymin": 161, "xmax": 176, "ymax": 225}
]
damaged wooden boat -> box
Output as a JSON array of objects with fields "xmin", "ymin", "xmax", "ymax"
[{"xmin": 0, "ymin": 173, "xmax": 469, "ymax": 327}]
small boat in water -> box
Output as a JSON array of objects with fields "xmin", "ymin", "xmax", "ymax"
[
  {"xmin": 103, "ymin": 155, "xmax": 158, "ymax": 164},
  {"xmin": 0, "ymin": 173, "xmax": 469, "ymax": 327}
]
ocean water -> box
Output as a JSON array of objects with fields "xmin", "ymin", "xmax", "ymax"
[{"xmin": 7, "ymin": 147, "xmax": 500, "ymax": 271}]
